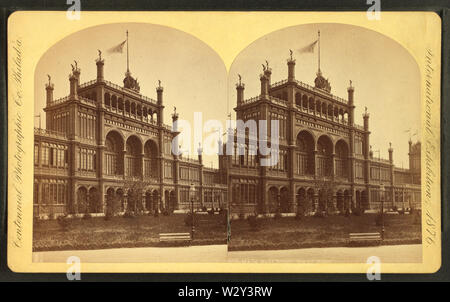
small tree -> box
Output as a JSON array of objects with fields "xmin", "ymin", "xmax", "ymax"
[{"xmin": 123, "ymin": 179, "xmax": 148, "ymax": 217}]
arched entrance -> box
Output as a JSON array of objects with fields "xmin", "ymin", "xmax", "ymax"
[
  {"xmin": 77, "ymin": 186, "xmax": 88, "ymax": 213},
  {"xmin": 307, "ymin": 188, "xmax": 315, "ymax": 212},
  {"xmin": 106, "ymin": 188, "xmax": 116, "ymax": 215},
  {"xmin": 164, "ymin": 189, "xmax": 170, "ymax": 211},
  {"xmin": 152, "ymin": 190, "xmax": 159, "ymax": 212},
  {"xmin": 88, "ymin": 187, "xmax": 101, "ymax": 213},
  {"xmin": 361, "ymin": 190, "xmax": 368, "ymax": 209},
  {"xmin": 280, "ymin": 187, "xmax": 289, "ymax": 213}
]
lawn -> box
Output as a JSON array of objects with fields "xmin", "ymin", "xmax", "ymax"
[
  {"xmin": 228, "ymin": 213, "xmax": 422, "ymax": 251},
  {"xmin": 33, "ymin": 213, "xmax": 227, "ymax": 252}
]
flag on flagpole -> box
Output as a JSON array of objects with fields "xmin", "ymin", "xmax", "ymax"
[
  {"xmin": 298, "ymin": 40, "xmax": 318, "ymax": 54},
  {"xmin": 106, "ymin": 40, "xmax": 126, "ymax": 54}
]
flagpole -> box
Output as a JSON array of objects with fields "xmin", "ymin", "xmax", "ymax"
[
  {"xmin": 318, "ymin": 30, "xmax": 321, "ymax": 72},
  {"xmin": 126, "ymin": 30, "xmax": 129, "ymax": 72}
]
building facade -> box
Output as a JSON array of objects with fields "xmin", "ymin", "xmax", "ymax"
[
  {"xmin": 221, "ymin": 55, "xmax": 421, "ymax": 216},
  {"xmin": 34, "ymin": 56, "xmax": 227, "ymax": 218},
  {"xmin": 33, "ymin": 52, "xmax": 421, "ymax": 219}
]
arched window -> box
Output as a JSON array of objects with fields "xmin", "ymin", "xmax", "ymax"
[
  {"xmin": 317, "ymin": 135, "xmax": 333, "ymax": 177},
  {"xmin": 125, "ymin": 136, "xmax": 142, "ymax": 177},
  {"xmin": 144, "ymin": 140, "xmax": 158, "ymax": 178},
  {"xmin": 105, "ymin": 131, "xmax": 123, "ymax": 175},
  {"xmin": 295, "ymin": 93, "xmax": 301, "ymax": 107},
  {"xmin": 335, "ymin": 140, "xmax": 349, "ymax": 178},
  {"xmin": 104, "ymin": 93, "xmax": 111, "ymax": 107}
]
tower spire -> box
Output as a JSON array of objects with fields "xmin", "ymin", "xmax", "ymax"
[{"xmin": 126, "ymin": 30, "xmax": 129, "ymax": 72}]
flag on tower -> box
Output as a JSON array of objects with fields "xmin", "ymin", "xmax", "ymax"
[
  {"xmin": 106, "ymin": 40, "xmax": 126, "ymax": 54},
  {"xmin": 297, "ymin": 39, "xmax": 318, "ymax": 54}
]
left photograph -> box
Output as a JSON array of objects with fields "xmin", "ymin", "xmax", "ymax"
[{"xmin": 32, "ymin": 23, "xmax": 229, "ymax": 263}]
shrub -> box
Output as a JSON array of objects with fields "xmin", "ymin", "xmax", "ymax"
[
  {"xmin": 344, "ymin": 208, "xmax": 350, "ymax": 217},
  {"xmin": 83, "ymin": 213, "xmax": 92, "ymax": 220},
  {"xmin": 314, "ymin": 211, "xmax": 325, "ymax": 218},
  {"xmin": 123, "ymin": 211, "xmax": 135, "ymax": 219},
  {"xmin": 202, "ymin": 206, "xmax": 207, "ymax": 212},
  {"xmin": 398, "ymin": 209, "xmax": 405, "ymax": 215},
  {"xmin": 392, "ymin": 205, "xmax": 398, "ymax": 212},
  {"xmin": 274, "ymin": 211, "xmax": 282, "ymax": 219},
  {"xmin": 352, "ymin": 206, "xmax": 363, "ymax": 216},
  {"xmin": 295, "ymin": 206, "xmax": 305, "ymax": 220},
  {"xmin": 409, "ymin": 208, "xmax": 415, "ymax": 215},
  {"xmin": 247, "ymin": 214, "xmax": 260, "ymax": 231},
  {"xmin": 153, "ymin": 210, "xmax": 159, "ymax": 217},
  {"xmin": 57, "ymin": 215, "xmax": 71, "ymax": 232},
  {"xmin": 238, "ymin": 213, "xmax": 246, "ymax": 220},
  {"xmin": 162, "ymin": 210, "xmax": 169, "ymax": 216},
  {"xmin": 207, "ymin": 209, "xmax": 215, "ymax": 215}
]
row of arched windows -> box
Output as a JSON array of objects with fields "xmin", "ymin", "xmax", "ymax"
[
  {"xmin": 104, "ymin": 92, "xmax": 159, "ymax": 123},
  {"xmin": 295, "ymin": 92, "xmax": 349, "ymax": 123},
  {"xmin": 104, "ymin": 131, "xmax": 159, "ymax": 178},
  {"xmin": 296, "ymin": 131, "xmax": 349, "ymax": 178}
]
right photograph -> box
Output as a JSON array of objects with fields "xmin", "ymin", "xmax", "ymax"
[{"xmin": 224, "ymin": 23, "xmax": 422, "ymax": 263}]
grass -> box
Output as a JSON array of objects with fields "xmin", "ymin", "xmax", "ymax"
[
  {"xmin": 33, "ymin": 213, "xmax": 227, "ymax": 252},
  {"xmin": 228, "ymin": 213, "xmax": 422, "ymax": 251}
]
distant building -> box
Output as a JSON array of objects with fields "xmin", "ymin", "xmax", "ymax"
[
  {"xmin": 220, "ymin": 54, "xmax": 421, "ymax": 216},
  {"xmin": 33, "ymin": 55, "xmax": 227, "ymax": 218}
]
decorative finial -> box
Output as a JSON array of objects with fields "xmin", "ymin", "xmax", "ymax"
[
  {"xmin": 173, "ymin": 106, "xmax": 176, "ymax": 114},
  {"xmin": 74, "ymin": 60, "xmax": 78, "ymax": 69},
  {"xmin": 349, "ymin": 80, "xmax": 352, "ymax": 87},
  {"xmin": 238, "ymin": 74, "xmax": 242, "ymax": 85},
  {"xmin": 97, "ymin": 49, "xmax": 102, "ymax": 60},
  {"xmin": 71, "ymin": 63, "xmax": 74, "ymax": 71},
  {"xmin": 289, "ymin": 49, "xmax": 293, "ymax": 60},
  {"xmin": 158, "ymin": 80, "xmax": 161, "ymax": 87},
  {"xmin": 365, "ymin": 106, "xmax": 368, "ymax": 114},
  {"xmin": 389, "ymin": 142, "xmax": 392, "ymax": 148},
  {"xmin": 262, "ymin": 64, "xmax": 266, "ymax": 71},
  {"xmin": 265, "ymin": 60, "xmax": 269, "ymax": 69},
  {"xmin": 47, "ymin": 74, "xmax": 51, "ymax": 85}
]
